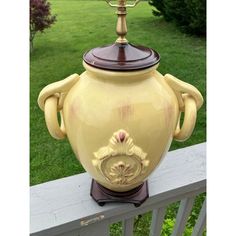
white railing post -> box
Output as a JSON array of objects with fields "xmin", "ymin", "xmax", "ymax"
[
  {"xmin": 122, "ymin": 217, "xmax": 134, "ymax": 236},
  {"xmin": 149, "ymin": 207, "xmax": 166, "ymax": 236},
  {"xmin": 171, "ymin": 197, "xmax": 195, "ymax": 236},
  {"xmin": 191, "ymin": 199, "xmax": 206, "ymax": 236}
]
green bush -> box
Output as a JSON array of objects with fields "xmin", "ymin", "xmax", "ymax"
[
  {"xmin": 162, "ymin": 219, "xmax": 194, "ymax": 236},
  {"xmin": 149, "ymin": 0, "xmax": 206, "ymax": 35}
]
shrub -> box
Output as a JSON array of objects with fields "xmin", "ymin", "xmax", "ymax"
[
  {"xmin": 149, "ymin": 0, "xmax": 206, "ymax": 35},
  {"xmin": 30, "ymin": 0, "xmax": 56, "ymax": 50}
]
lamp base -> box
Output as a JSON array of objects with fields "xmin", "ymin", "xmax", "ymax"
[{"xmin": 90, "ymin": 179, "xmax": 149, "ymax": 207}]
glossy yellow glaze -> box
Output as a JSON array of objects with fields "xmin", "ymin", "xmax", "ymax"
[{"xmin": 38, "ymin": 62, "xmax": 203, "ymax": 192}]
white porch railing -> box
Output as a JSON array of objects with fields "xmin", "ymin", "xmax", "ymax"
[{"xmin": 30, "ymin": 143, "xmax": 206, "ymax": 236}]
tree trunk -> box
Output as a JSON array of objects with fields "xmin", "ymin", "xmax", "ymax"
[
  {"xmin": 30, "ymin": 40, "xmax": 34, "ymax": 52},
  {"xmin": 30, "ymin": 31, "xmax": 35, "ymax": 52}
]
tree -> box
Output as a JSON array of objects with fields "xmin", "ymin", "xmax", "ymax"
[
  {"xmin": 30, "ymin": 0, "xmax": 56, "ymax": 51},
  {"xmin": 149, "ymin": 0, "xmax": 206, "ymax": 36}
]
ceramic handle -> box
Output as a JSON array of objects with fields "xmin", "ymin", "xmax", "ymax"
[
  {"xmin": 38, "ymin": 74, "xmax": 79, "ymax": 140},
  {"xmin": 164, "ymin": 74, "xmax": 204, "ymax": 142}
]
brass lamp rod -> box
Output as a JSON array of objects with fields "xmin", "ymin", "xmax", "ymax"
[{"xmin": 105, "ymin": 0, "xmax": 140, "ymax": 44}]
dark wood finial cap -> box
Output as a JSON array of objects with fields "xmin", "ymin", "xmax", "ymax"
[{"xmin": 83, "ymin": 43, "xmax": 160, "ymax": 71}]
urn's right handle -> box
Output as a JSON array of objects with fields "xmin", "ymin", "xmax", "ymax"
[{"xmin": 164, "ymin": 74, "xmax": 204, "ymax": 142}]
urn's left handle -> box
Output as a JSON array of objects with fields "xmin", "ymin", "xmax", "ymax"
[{"xmin": 37, "ymin": 74, "xmax": 80, "ymax": 140}]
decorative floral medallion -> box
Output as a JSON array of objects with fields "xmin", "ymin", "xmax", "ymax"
[{"xmin": 93, "ymin": 129, "xmax": 149, "ymax": 186}]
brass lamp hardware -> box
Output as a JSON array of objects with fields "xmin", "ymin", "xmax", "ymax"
[{"xmin": 105, "ymin": 0, "xmax": 141, "ymax": 44}]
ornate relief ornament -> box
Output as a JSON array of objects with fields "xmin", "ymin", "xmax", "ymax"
[{"xmin": 93, "ymin": 129, "xmax": 149, "ymax": 186}]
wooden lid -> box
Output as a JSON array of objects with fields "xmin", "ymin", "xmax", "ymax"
[{"xmin": 83, "ymin": 43, "xmax": 160, "ymax": 71}]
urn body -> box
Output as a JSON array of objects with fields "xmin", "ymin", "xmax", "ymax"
[
  {"xmin": 38, "ymin": 50, "xmax": 203, "ymax": 193},
  {"xmin": 63, "ymin": 63, "xmax": 179, "ymax": 191}
]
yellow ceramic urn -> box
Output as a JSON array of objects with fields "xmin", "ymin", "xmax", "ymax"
[{"xmin": 38, "ymin": 0, "xmax": 203, "ymax": 204}]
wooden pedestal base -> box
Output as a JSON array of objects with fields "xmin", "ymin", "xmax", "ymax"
[{"xmin": 90, "ymin": 179, "xmax": 149, "ymax": 207}]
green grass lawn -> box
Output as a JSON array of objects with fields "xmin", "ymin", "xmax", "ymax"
[{"xmin": 30, "ymin": 0, "xmax": 206, "ymax": 235}]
